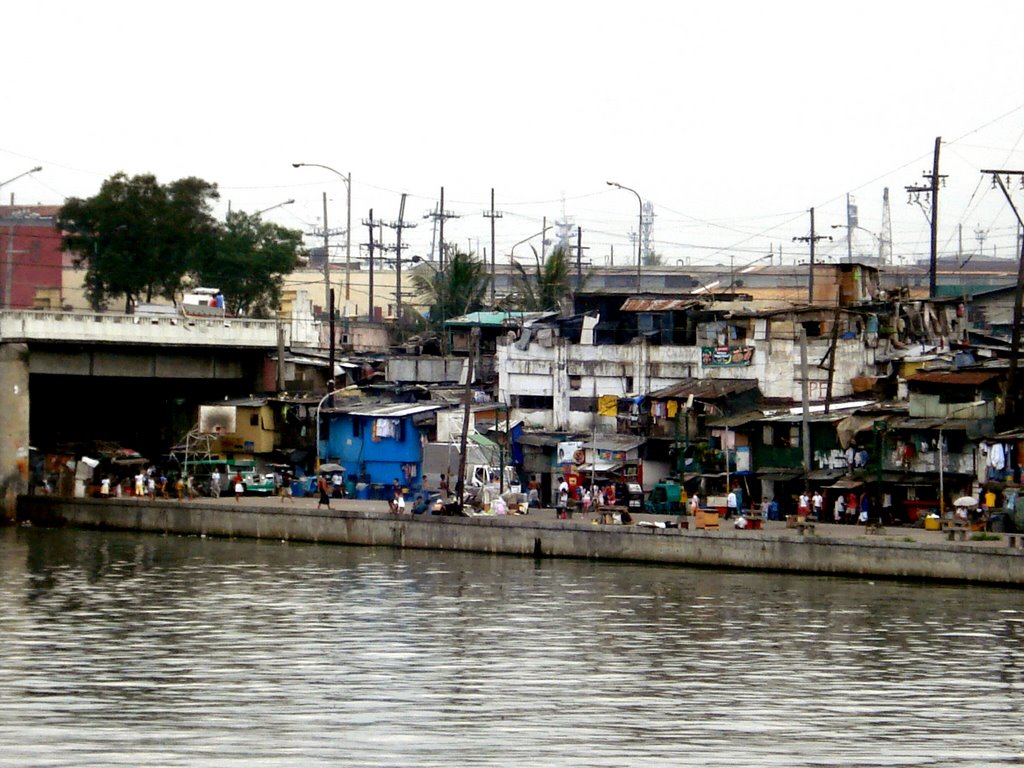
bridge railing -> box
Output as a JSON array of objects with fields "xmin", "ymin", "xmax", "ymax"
[{"xmin": 0, "ymin": 309, "xmax": 321, "ymax": 348}]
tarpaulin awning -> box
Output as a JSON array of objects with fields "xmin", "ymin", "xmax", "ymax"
[
  {"xmin": 756, "ymin": 469, "xmax": 804, "ymax": 482},
  {"xmin": 836, "ymin": 414, "xmax": 881, "ymax": 450},
  {"xmin": 806, "ymin": 468, "xmax": 848, "ymax": 481},
  {"xmin": 823, "ymin": 478, "xmax": 864, "ymax": 490},
  {"xmin": 577, "ymin": 461, "xmax": 623, "ymax": 473}
]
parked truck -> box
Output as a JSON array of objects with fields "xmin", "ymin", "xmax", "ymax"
[{"xmin": 422, "ymin": 441, "xmax": 519, "ymax": 496}]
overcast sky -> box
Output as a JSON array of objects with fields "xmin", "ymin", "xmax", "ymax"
[{"xmin": 5, "ymin": 0, "xmax": 1024, "ymax": 270}]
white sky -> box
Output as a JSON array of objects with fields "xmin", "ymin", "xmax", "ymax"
[{"xmin": 5, "ymin": 0, "xmax": 1024, "ymax": 270}]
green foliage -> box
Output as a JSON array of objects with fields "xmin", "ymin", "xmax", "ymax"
[
  {"xmin": 644, "ymin": 251, "xmax": 664, "ymax": 267},
  {"xmin": 510, "ymin": 245, "xmax": 581, "ymax": 312},
  {"xmin": 194, "ymin": 210, "xmax": 303, "ymax": 318},
  {"xmin": 410, "ymin": 248, "xmax": 489, "ymax": 339},
  {"xmin": 57, "ymin": 173, "xmax": 302, "ymax": 316},
  {"xmin": 57, "ymin": 173, "xmax": 220, "ymax": 311}
]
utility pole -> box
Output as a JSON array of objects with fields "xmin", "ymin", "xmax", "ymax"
[
  {"xmin": 363, "ymin": 209, "xmax": 376, "ymax": 322},
  {"xmin": 382, "ymin": 194, "xmax": 417, "ymax": 322},
  {"xmin": 980, "ymin": 169, "xmax": 1024, "ymax": 426},
  {"xmin": 456, "ymin": 327, "xmax": 480, "ymax": 510},
  {"xmin": 799, "ymin": 326, "xmax": 811, "ymax": 473},
  {"xmin": 482, "ymin": 188, "xmax": 502, "ymax": 305},
  {"xmin": 905, "ymin": 137, "xmax": 944, "ymax": 297},
  {"xmin": 322, "ymin": 193, "xmax": 331, "ymax": 318},
  {"xmin": 424, "ymin": 187, "xmax": 458, "ymax": 270},
  {"xmin": 792, "ymin": 207, "xmax": 831, "ymax": 304},
  {"xmin": 846, "ymin": 193, "xmax": 854, "ymax": 263}
]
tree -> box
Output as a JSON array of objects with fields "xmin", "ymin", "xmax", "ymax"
[
  {"xmin": 410, "ymin": 247, "xmax": 489, "ymax": 344},
  {"xmin": 57, "ymin": 173, "xmax": 220, "ymax": 312},
  {"xmin": 193, "ymin": 210, "xmax": 303, "ymax": 318},
  {"xmin": 510, "ymin": 245, "xmax": 578, "ymax": 312}
]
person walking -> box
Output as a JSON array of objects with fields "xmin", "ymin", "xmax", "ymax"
[
  {"xmin": 834, "ymin": 493, "xmax": 845, "ymax": 524},
  {"xmin": 811, "ymin": 490, "xmax": 824, "ymax": 521},
  {"xmin": 280, "ymin": 469, "xmax": 294, "ymax": 504},
  {"xmin": 233, "ymin": 472, "xmax": 244, "ymax": 502},
  {"xmin": 210, "ymin": 469, "xmax": 221, "ymax": 498},
  {"xmin": 317, "ymin": 473, "xmax": 331, "ymax": 510}
]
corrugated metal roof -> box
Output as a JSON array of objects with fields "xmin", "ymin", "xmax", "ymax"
[
  {"xmin": 906, "ymin": 371, "xmax": 1001, "ymax": 385},
  {"xmin": 889, "ymin": 417, "xmax": 971, "ymax": 430},
  {"xmin": 619, "ymin": 298, "xmax": 702, "ymax": 312},
  {"xmin": 581, "ymin": 435, "xmax": 646, "ymax": 452},
  {"xmin": 339, "ymin": 403, "xmax": 443, "ymax": 418},
  {"xmin": 705, "ymin": 410, "xmax": 763, "ymax": 428},
  {"xmin": 517, "ymin": 432, "xmax": 570, "ymax": 448},
  {"xmin": 648, "ymin": 378, "xmax": 760, "ymax": 400}
]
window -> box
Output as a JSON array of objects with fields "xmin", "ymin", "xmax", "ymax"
[
  {"xmin": 569, "ymin": 396, "xmax": 597, "ymax": 413},
  {"xmin": 249, "ymin": 413, "xmax": 259, "ymax": 427},
  {"xmin": 353, "ymin": 419, "xmax": 362, "ymax": 438},
  {"xmin": 514, "ymin": 394, "xmax": 553, "ymax": 410}
]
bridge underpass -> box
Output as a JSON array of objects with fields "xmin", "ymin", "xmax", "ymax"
[{"xmin": 0, "ymin": 308, "xmax": 315, "ymax": 517}]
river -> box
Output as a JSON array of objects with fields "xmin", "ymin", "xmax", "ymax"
[{"xmin": 1, "ymin": 526, "xmax": 1022, "ymax": 767}]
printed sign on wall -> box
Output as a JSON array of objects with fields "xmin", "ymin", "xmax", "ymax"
[{"xmin": 701, "ymin": 346, "xmax": 754, "ymax": 367}]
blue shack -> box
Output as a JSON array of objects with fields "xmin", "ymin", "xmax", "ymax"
[{"xmin": 321, "ymin": 402, "xmax": 441, "ymax": 495}]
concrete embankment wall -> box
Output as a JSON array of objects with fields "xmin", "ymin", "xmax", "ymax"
[{"xmin": 17, "ymin": 496, "xmax": 1024, "ymax": 586}]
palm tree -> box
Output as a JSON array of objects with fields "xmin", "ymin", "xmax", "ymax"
[
  {"xmin": 510, "ymin": 245, "xmax": 578, "ymax": 312},
  {"xmin": 410, "ymin": 247, "xmax": 489, "ymax": 348}
]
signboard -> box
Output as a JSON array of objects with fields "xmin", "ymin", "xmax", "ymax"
[
  {"xmin": 701, "ymin": 346, "xmax": 754, "ymax": 367},
  {"xmin": 597, "ymin": 449, "xmax": 628, "ymax": 462},
  {"xmin": 557, "ymin": 441, "xmax": 584, "ymax": 465},
  {"xmin": 199, "ymin": 405, "xmax": 237, "ymax": 435}
]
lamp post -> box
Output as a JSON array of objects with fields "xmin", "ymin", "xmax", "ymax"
[
  {"xmin": 509, "ymin": 225, "xmax": 553, "ymax": 262},
  {"xmin": 253, "ymin": 199, "xmax": 295, "ymax": 217},
  {"xmin": 0, "ymin": 166, "xmax": 42, "ymax": 195},
  {"xmin": 315, "ymin": 386, "xmax": 350, "ymax": 473},
  {"xmin": 606, "ymin": 181, "xmax": 643, "ymax": 293},
  {"xmin": 937, "ymin": 400, "xmax": 986, "ymax": 518},
  {"xmin": 292, "ymin": 163, "xmax": 352, "ymax": 304},
  {"xmin": 830, "ymin": 223, "xmax": 881, "ymax": 263}
]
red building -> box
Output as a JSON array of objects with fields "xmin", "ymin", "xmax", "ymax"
[{"xmin": 0, "ymin": 205, "xmax": 65, "ymax": 309}]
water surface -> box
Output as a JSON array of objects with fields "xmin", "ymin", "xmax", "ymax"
[{"xmin": 1, "ymin": 527, "xmax": 1021, "ymax": 767}]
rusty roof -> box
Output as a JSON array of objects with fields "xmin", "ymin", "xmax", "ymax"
[
  {"xmin": 906, "ymin": 371, "xmax": 1001, "ymax": 386},
  {"xmin": 648, "ymin": 378, "xmax": 760, "ymax": 400},
  {"xmin": 619, "ymin": 298, "xmax": 703, "ymax": 312}
]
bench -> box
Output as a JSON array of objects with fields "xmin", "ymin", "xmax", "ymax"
[
  {"xmin": 1008, "ymin": 534, "xmax": 1021, "ymax": 549},
  {"xmin": 941, "ymin": 519, "xmax": 969, "ymax": 542}
]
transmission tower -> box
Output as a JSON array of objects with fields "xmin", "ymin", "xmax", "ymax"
[
  {"xmin": 879, "ymin": 187, "xmax": 893, "ymax": 267},
  {"xmin": 640, "ymin": 201, "xmax": 655, "ymax": 262}
]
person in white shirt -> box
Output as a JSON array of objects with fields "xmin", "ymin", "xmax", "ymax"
[
  {"xmin": 210, "ymin": 469, "xmax": 221, "ymax": 498},
  {"xmin": 834, "ymin": 494, "xmax": 845, "ymax": 523},
  {"xmin": 811, "ymin": 491, "xmax": 824, "ymax": 520},
  {"xmin": 726, "ymin": 489, "xmax": 738, "ymax": 518}
]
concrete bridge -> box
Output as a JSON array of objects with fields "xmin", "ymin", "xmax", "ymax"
[{"xmin": 0, "ymin": 309, "xmax": 323, "ymax": 518}]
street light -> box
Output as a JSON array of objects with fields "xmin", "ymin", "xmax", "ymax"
[
  {"xmin": 253, "ymin": 199, "xmax": 295, "ymax": 217},
  {"xmin": 508, "ymin": 225, "xmax": 553, "ymax": 263},
  {"xmin": 831, "ymin": 223, "xmax": 882, "ymax": 263},
  {"xmin": 315, "ymin": 386, "xmax": 350, "ymax": 474},
  {"xmin": 0, "ymin": 165, "xmax": 42, "ymax": 192},
  {"xmin": 606, "ymin": 181, "xmax": 644, "ymax": 293},
  {"xmin": 937, "ymin": 400, "xmax": 986, "ymax": 518},
  {"xmin": 292, "ymin": 163, "xmax": 352, "ymax": 303}
]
